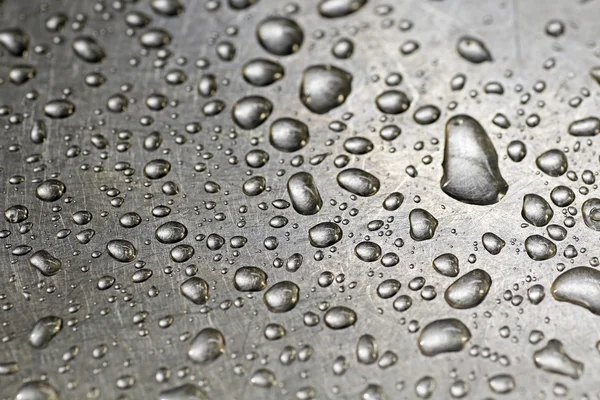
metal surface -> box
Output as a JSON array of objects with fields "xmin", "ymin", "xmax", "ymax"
[{"xmin": 1, "ymin": 0, "xmax": 600, "ymax": 399}]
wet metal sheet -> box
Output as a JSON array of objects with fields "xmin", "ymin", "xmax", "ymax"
[{"xmin": 1, "ymin": 0, "xmax": 600, "ymax": 399}]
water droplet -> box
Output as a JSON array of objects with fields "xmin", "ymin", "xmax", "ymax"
[
  {"xmin": 29, "ymin": 316, "xmax": 62, "ymax": 349},
  {"xmin": 409, "ymin": 208, "xmax": 438, "ymax": 241},
  {"xmin": 432, "ymin": 253, "xmax": 460, "ymax": 277},
  {"xmin": 242, "ymin": 59, "xmax": 284, "ymax": 86},
  {"xmin": 234, "ymin": 266, "xmax": 268, "ymax": 292},
  {"xmin": 231, "ymin": 95, "xmax": 272, "ymax": 129},
  {"xmin": 300, "ymin": 65, "xmax": 352, "ymax": 114},
  {"xmin": 521, "ymin": 194, "xmax": 554, "ymax": 227},
  {"xmin": 318, "ymin": 0, "xmax": 368, "ymax": 18},
  {"xmin": 257, "ymin": 17, "xmax": 303, "ymax": 56},
  {"xmin": 417, "ymin": 318, "xmax": 471, "ymax": 356},
  {"xmin": 106, "ymin": 239, "xmax": 138, "ymax": 262},
  {"xmin": 188, "ymin": 328, "xmax": 225, "ymax": 364},
  {"xmin": 264, "ymin": 281, "xmax": 299, "ymax": 312},
  {"xmin": 533, "ymin": 339, "xmax": 583, "ymax": 379},
  {"xmin": 269, "ymin": 118, "xmax": 309, "ymax": 152},
  {"xmin": 525, "ymin": 235, "xmax": 556, "ymax": 261},
  {"xmin": 376, "ymin": 90, "xmax": 411, "ymax": 114},
  {"xmin": 29, "ymin": 250, "xmax": 62, "ymax": 276},
  {"xmin": 324, "ymin": 306, "xmax": 357, "ymax": 329},
  {"xmin": 337, "ymin": 168, "xmax": 380, "ymax": 197},
  {"xmin": 72, "ymin": 36, "xmax": 106, "ymax": 63},
  {"xmin": 441, "ymin": 115, "xmax": 508, "ymax": 205},
  {"xmin": 180, "ymin": 277, "xmax": 209, "ymax": 304},
  {"xmin": 444, "ymin": 269, "xmax": 492, "ymax": 309},
  {"xmin": 551, "ymin": 266, "xmax": 600, "ymax": 315},
  {"xmin": 536, "ymin": 149, "xmax": 568, "ymax": 177},
  {"xmin": 287, "ymin": 172, "xmax": 323, "ymax": 215},
  {"xmin": 456, "ymin": 36, "xmax": 492, "ymax": 63},
  {"xmin": 308, "ymin": 222, "xmax": 343, "ymax": 247}
]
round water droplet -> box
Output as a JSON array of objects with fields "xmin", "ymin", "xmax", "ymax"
[
  {"xmin": 188, "ymin": 328, "xmax": 225, "ymax": 364},
  {"xmin": 256, "ymin": 17, "xmax": 303, "ymax": 56},
  {"xmin": 264, "ymin": 281, "xmax": 299, "ymax": 312},
  {"xmin": 300, "ymin": 65, "xmax": 352, "ymax": 114},
  {"xmin": 231, "ymin": 95, "xmax": 272, "ymax": 129},
  {"xmin": 269, "ymin": 118, "xmax": 309, "ymax": 152}
]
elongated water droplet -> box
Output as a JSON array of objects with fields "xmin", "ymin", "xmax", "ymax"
[
  {"xmin": 417, "ymin": 318, "xmax": 471, "ymax": 356},
  {"xmin": 287, "ymin": 172, "xmax": 323, "ymax": 215},
  {"xmin": 551, "ymin": 266, "xmax": 600, "ymax": 315},
  {"xmin": 457, "ymin": 36, "xmax": 492, "ymax": 63},
  {"xmin": 318, "ymin": 0, "xmax": 368, "ymax": 18},
  {"xmin": 337, "ymin": 168, "xmax": 380, "ymax": 197},
  {"xmin": 29, "ymin": 316, "xmax": 62, "ymax": 349}
]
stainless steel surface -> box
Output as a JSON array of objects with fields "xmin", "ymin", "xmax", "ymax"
[{"xmin": 1, "ymin": 0, "xmax": 600, "ymax": 399}]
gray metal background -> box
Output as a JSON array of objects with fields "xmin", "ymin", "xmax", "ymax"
[{"xmin": 1, "ymin": 0, "xmax": 600, "ymax": 399}]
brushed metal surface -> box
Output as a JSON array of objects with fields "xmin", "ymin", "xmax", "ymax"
[{"xmin": 1, "ymin": 0, "xmax": 600, "ymax": 399}]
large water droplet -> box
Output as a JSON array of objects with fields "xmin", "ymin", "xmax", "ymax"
[
  {"xmin": 287, "ymin": 172, "xmax": 323, "ymax": 215},
  {"xmin": 0, "ymin": 28, "xmax": 29, "ymax": 57},
  {"xmin": 432, "ymin": 253, "xmax": 459, "ymax": 277},
  {"xmin": 324, "ymin": 306, "xmax": 357, "ymax": 329},
  {"xmin": 180, "ymin": 277, "xmax": 209, "ymax": 304},
  {"xmin": 409, "ymin": 209, "xmax": 438, "ymax": 241},
  {"xmin": 300, "ymin": 65, "xmax": 352, "ymax": 114},
  {"xmin": 337, "ymin": 168, "xmax": 380, "ymax": 197},
  {"xmin": 159, "ymin": 383, "xmax": 208, "ymax": 400},
  {"xmin": 568, "ymin": 117, "xmax": 600, "ymax": 136},
  {"xmin": 269, "ymin": 118, "xmax": 309, "ymax": 152},
  {"xmin": 533, "ymin": 339, "xmax": 583, "ymax": 379},
  {"xmin": 106, "ymin": 239, "xmax": 138, "ymax": 262},
  {"xmin": 28, "ymin": 250, "xmax": 62, "ymax": 277},
  {"xmin": 256, "ymin": 17, "xmax": 303, "ymax": 56},
  {"xmin": 264, "ymin": 281, "xmax": 299, "ymax": 312},
  {"xmin": 444, "ymin": 269, "xmax": 492, "ymax": 309},
  {"xmin": 456, "ymin": 36, "xmax": 492, "ymax": 63},
  {"xmin": 525, "ymin": 235, "xmax": 556, "ymax": 261},
  {"xmin": 441, "ymin": 115, "xmax": 508, "ymax": 205},
  {"xmin": 582, "ymin": 198, "xmax": 600, "ymax": 231},
  {"xmin": 551, "ymin": 266, "xmax": 600, "ymax": 315},
  {"xmin": 521, "ymin": 194, "xmax": 554, "ymax": 227},
  {"xmin": 29, "ymin": 316, "xmax": 62, "ymax": 349},
  {"xmin": 188, "ymin": 328, "xmax": 225, "ymax": 364},
  {"xmin": 14, "ymin": 381, "xmax": 59, "ymax": 400},
  {"xmin": 72, "ymin": 36, "xmax": 106, "ymax": 63},
  {"xmin": 536, "ymin": 149, "xmax": 568, "ymax": 177},
  {"xmin": 234, "ymin": 266, "xmax": 268, "ymax": 292},
  {"xmin": 375, "ymin": 90, "xmax": 411, "ymax": 114},
  {"xmin": 417, "ymin": 318, "xmax": 471, "ymax": 356},
  {"xmin": 231, "ymin": 95, "xmax": 273, "ymax": 129},
  {"xmin": 242, "ymin": 58, "xmax": 284, "ymax": 86},
  {"xmin": 308, "ymin": 222, "xmax": 343, "ymax": 248},
  {"xmin": 318, "ymin": 0, "xmax": 368, "ymax": 18}
]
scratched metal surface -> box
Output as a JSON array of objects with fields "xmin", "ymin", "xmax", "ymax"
[{"xmin": 1, "ymin": 0, "xmax": 600, "ymax": 399}]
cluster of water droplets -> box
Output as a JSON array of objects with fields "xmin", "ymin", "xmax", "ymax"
[{"xmin": 1, "ymin": 0, "xmax": 600, "ymax": 399}]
